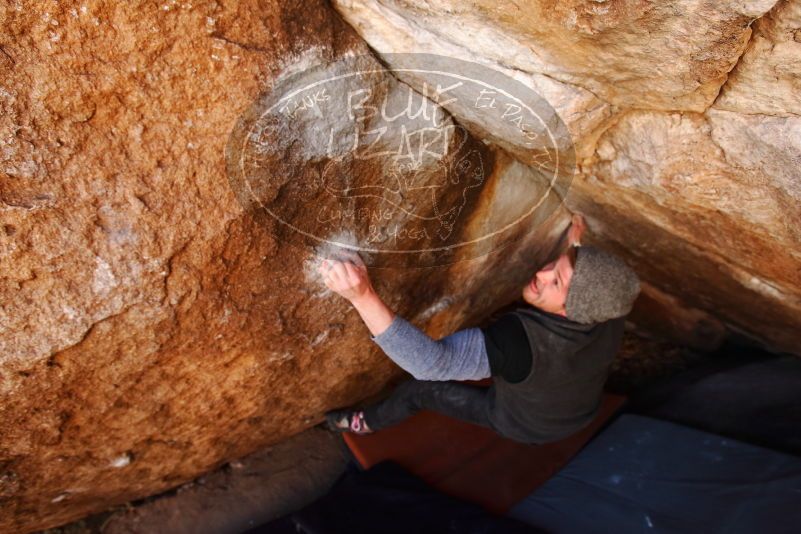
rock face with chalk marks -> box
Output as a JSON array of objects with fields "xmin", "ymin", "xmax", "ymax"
[
  {"xmin": 1, "ymin": 0, "xmax": 800, "ymax": 531},
  {"xmin": 0, "ymin": 1, "xmax": 566, "ymax": 531}
]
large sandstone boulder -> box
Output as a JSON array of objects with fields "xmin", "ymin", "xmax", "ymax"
[
  {"xmin": 332, "ymin": 0, "xmax": 779, "ymax": 154},
  {"xmin": 334, "ymin": 0, "xmax": 801, "ymax": 354},
  {"xmin": 0, "ymin": 1, "xmax": 568, "ymax": 531},
  {"xmin": 568, "ymin": 109, "xmax": 801, "ymax": 352}
]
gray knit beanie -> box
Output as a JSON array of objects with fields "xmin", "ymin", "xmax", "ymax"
[{"xmin": 565, "ymin": 246, "xmax": 641, "ymax": 325}]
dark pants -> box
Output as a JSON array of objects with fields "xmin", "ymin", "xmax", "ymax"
[{"xmin": 362, "ymin": 379, "xmax": 493, "ymax": 431}]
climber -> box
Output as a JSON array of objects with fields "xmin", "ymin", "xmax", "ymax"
[{"xmin": 318, "ymin": 214, "xmax": 641, "ymax": 444}]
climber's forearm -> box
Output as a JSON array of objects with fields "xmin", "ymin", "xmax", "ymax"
[
  {"xmin": 348, "ymin": 289, "xmax": 491, "ymax": 381},
  {"xmin": 349, "ymin": 288, "xmax": 396, "ymax": 337},
  {"xmin": 369, "ymin": 314, "xmax": 491, "ymax": 381}
]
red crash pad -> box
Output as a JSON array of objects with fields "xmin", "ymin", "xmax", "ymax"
[{"xmin": 344, "ymin": 393, "xmax": 626, "ymax": 515}]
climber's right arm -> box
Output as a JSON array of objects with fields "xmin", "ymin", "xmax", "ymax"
[
  {"xmin": 318, "ymin": 256, "xmax": 394, "ymax": 336},
  {"xmin": 369, "ymin": 314, "xmax": 491, "ymax": 381},
  {"xmin": 318, "ymin": 256, "xmax": 490, "ymax": 381}
]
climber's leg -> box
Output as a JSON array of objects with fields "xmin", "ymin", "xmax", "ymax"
[{"xmin": 360, "ymin": 379, "xmax": 492, "ymax": 431}]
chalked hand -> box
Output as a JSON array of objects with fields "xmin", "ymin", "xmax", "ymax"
[{"xmin": 318, "ymin": 253, "xmax": 373, "ymax": 302}]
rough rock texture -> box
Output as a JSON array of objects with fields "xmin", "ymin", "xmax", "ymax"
[
  {"xmin": 570, "ymin": 109, "xmax": 801, "ymax": 352},
  {"xmin": 332, "ymin": 0, "xmax": 778, "ymax": 156},
  {"xmin": 334, "ymin": 0, "xmax": 801, "ymax": 354},
  {"xmin": 1, "ymin": 3, "xmax": 375, "ymax": 531},
  {"xmin": 100, "ymin": 427, "xmax": 348, "ymax": 534},
  {"xmin": 3, "ymin": 0, "xmax": 801, "ymax": 531},
  {"xmin": 714, "ymin": 0, "xmax": 801, "ymax": 115},
  {"xmin": 0, "ymin": 1, "xmax": 568, "ymax": 531},
  {"xmin": 629, "ymin": 283, "xmax": 726, "ymax": 352}
]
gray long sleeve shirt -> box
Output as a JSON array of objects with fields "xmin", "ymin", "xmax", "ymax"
[{"xmin": 370, "ymin": 315, "xmax": 491, "ymax": 381}]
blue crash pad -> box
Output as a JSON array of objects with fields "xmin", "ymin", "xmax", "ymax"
[{"xmin": 509, "ymin": 414, "xmax": 801, "ymax": 534}]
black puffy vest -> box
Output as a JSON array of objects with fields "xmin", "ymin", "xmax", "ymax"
[{"xmin": 486, "ymin": 306, "xmax": 624, "ymax": 444}]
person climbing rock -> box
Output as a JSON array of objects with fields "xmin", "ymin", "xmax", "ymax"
[{"xmin": 318, "ymin": 214, "xmax": 641, "ymax": 444}]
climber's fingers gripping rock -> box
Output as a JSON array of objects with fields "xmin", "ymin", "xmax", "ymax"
[
  {"xmin": 568, "ymin": 213, "xmax": 587, "ymax": 247},
  {"xmin": 318, "ymin": 256, "xmax": 373, "ymax": 302},
  {"xmin": 335, "ymin": 249, "xmax": 367, "ymax": 273}
]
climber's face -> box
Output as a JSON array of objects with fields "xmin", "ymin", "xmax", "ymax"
[{"xmin": 522, "ymin": 252, "xmax": 575, "ymax": 316}]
